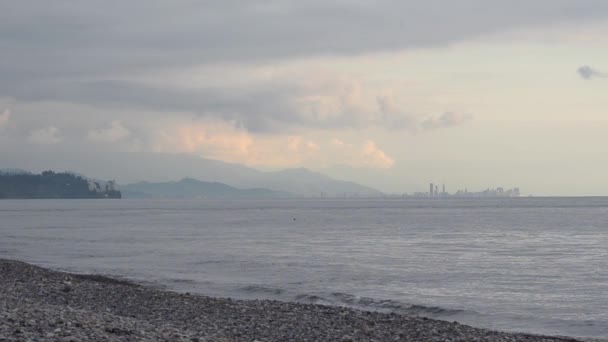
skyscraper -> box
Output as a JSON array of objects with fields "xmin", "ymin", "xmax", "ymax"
[{"xmin": 430, "ymin": 183, "xmax": 434, "ymax": 196}]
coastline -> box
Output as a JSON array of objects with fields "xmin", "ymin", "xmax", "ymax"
[{"xmin": 0, "ymin": 259, "xmax": 583, "ymax": 342}]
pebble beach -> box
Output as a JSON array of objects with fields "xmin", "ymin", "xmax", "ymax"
[{"xmin": 0, "ymin": 259, "xmax": 587, "ymax": 342}]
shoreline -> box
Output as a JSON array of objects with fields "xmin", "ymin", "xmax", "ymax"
[{"xmin": 0, "ymin": 259, "xmax": 584, "ymax": 342}]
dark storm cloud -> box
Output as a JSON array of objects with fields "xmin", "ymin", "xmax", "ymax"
[
  {"xmin": 2, "ymin": 0, "xmax": 608, "ymax": 132},
  {"xmin": 6, "ymin": 80, "xmax": 311, "ymax": 132},
  {"xmin": 577, "ymin": 65, "xmax": 607, "ymax": 80},
  {"xmin": 7, "ymin": 79, "xmax": 409, "ymax": 133},
  {"xmin": 3, "ymin": 0, "xmax": 608, "ymax": 79}
]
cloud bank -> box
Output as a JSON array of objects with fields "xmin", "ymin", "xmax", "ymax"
[
  {"xmin": 2, "ymin": 1, "xmax": 607, "ymax": 172},
  {"xmin": 3, "ymin": 1, "xmax": 608, "ymax": 82},
  {"xmin": 150, "ymin": 120, "xmax": 395, "ymax": 169}
]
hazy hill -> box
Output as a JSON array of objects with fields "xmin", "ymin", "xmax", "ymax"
[
  {"xmin": 121, "ymin": 178, "xmax": 291, "ymax": 199},
  {"xmin": 257, "ymin": 168, "xmax": 381, "ymax": 197},
  {"xmin": 2, "ymin": 150, "xmax": 383, "ymax": 197}
]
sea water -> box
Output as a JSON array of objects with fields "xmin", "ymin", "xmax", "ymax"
[{"xmin": 1, "ymin": 198, "xmax": 607, "ymax": 339}]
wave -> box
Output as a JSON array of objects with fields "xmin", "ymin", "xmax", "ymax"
[
  {"xmin": 238, "ymin": 287, "xmax": 474, "ymax": 318},
  {"xmin": 294, "ymin": 293, "xmax": 330, "ymax": 304},
  {"xmin": 326, "ymin": 292, "xmax": 468, "ymax": 317},
  {"xmin": 239, "ymin": 285, "xmax": 285, "ymax": 296}
]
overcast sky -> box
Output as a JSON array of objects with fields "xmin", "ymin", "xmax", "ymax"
[{"xmin": 2, "ymin": 1, "xmax": 608, "ymax": 195}]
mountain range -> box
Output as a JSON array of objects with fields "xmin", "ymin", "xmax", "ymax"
[
  {"xmin": 1, "ymin": 151, "xmax": 383, "ymax": 198},
  {"xmin": 121, "ymin": 178, "xmax": 291, "ymax": 199}
]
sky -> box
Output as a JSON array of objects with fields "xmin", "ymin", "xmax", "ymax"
[{"xmin": 1, "ymin": 1, "xmax": 608, "ymax": 195}]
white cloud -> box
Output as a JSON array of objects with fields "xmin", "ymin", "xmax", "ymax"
[
  {"xmin": 0, "ymin": 109, "xmax": 10, "ymax": 129},
  {"xmin": 153, "ymin": 120, "xmax": 254, "ymax": 163},
  {"xmin": 361, "ymin": 140, "xmax": 395, "ymax": 169},
  {"xmin": 329, "ymin": 138, "xmax": 395, "ymax": 169},
  {"xmin": 27, "ymin": 126, "xmax": 63, "ymax": 144},
  {"xmin": 88, "ymin": 120, "xmax": 131, "ymax": 143},
  {"xmin": 147, "ymin": 118, "xmax": 395, "ymax": 169}
]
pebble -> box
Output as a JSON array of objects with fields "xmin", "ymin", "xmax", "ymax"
[{"xmin": 0, "ymin": 259, "xmax": 586, "ymax": 342}]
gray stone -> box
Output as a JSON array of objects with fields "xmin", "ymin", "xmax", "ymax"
[{"xmin": 0, "ymin": 259, "xmax": 585, "ymax": 342}]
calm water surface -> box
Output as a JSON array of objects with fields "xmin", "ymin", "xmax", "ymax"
[{"xmin": 1, "ymin": 198, "xmax": 607, "ymax": 339}]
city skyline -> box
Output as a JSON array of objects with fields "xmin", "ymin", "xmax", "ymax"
[{"xmin": 420, "ymin": 182, "xmax": 520, "ymax": 198}]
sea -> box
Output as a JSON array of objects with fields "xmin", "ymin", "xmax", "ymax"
[{"xmin": 1, "ymin": 198, "xmax": 607, "ymax": 340}]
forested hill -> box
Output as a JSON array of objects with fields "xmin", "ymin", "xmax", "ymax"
[{"xmin": 0, "ymin": 171, "xmax": 121, "ymax": 199}]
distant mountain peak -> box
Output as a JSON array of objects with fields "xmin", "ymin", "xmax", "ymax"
[{"xmin": 121, "ymin": 177, "xmax": 291, "ymax": 199}]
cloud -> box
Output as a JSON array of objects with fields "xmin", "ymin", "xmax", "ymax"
[
  {"xmin": 361, "ymin": 140, "xmax": 395, "ymax": 169},
  {"xmin": 88, "ymin": 120, "xmax": 131, "ymax": 143},
  {"xmin": 330, "ymin": 138, "xmax": 353, "ymax": 148},
  {"xmin": 156, "ymin": 122, "xmax": 321, "ymax": 168},
  {"xmin": 329, "ymin": 138, "xmax": 395, "ymax": 169},
  {"xmin": 578, "ymin": 65, "xmax": 607, "ymax": 80},
  {"xmin": 2, "ymin": 2, "xmax": 608, "ymax": 128},
  {"xmin": 7, "ymin": 72, "xmax": 467, "ymax": 134},
  {"xmin": 0, "ymin": 109, "xmax": 10, "ymax": 129},
  {"xmin": 287, "ymin": 136, "xmax": 319, "ymax": 153},
  {"xmin": 153, "ymin": 120, "xmax": 255, "ymax": 164},
  {"xmin": 5, "ymin": 1, "xmax": 586, "ymax": 137},
  {"xmin": 0, "ymin": 99, "xmax": 397, "ymax": 170},
  {"xmin": 2, "ymin": 1, "xmax": 608, "ymax": 85},
  {"xmin": 27, "ymin": 126, "xmax": 63, "ymax": 144},
  {"xmin": 421, "ymin": 112, "xmax": 472, "ymax": 130},
  {"xmin": 1, "ymin": 1, "xmax": 603, "ymax": 174},
  {"xmin": 148, "ymin": 118, "xmax": 395, "ymax": 169}
]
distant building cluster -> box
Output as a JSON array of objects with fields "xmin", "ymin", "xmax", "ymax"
[{"xmin": 411, "ymin": 183, "xmax": 520, "ymax": 198}]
